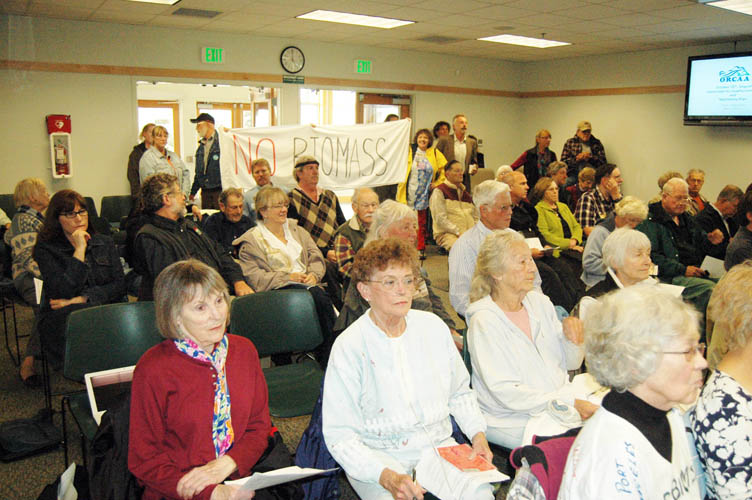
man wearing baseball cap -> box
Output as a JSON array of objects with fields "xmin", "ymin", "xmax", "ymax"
[
  {"xmin": 189, "ymin": 112, "xmax": 222, "ymax": 209},
  {"xmin": 560, "ymin": 120, "xmax": 608, "ymax": 185}
]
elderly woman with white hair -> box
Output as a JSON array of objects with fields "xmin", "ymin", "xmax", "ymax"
[
  {"xmin": 558, "ymin": 287, "xmax": 707, "ymax": 499},
  {"xmin": 583, "ymin": 227, "xmax": 653, "ymax": 298},
  {"xmin": 691, "ymin": 263, "xmax": 752, "ymax": 498},
  {"xmin": 581, "ymin": 195, "xmax": 649, "ymax": 288},
  {"xmin": 466, "ymin": 230, "xmax": 594, "ymax": 449},
  {"xmin": 333, "ymin": 200, "xmax": 457, "ymax": 340}
]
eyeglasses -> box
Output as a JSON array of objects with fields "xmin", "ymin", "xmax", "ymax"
[
  {"xmin": 357, "ymin": 203, "xmax": 379, "ymax": 210},
  {"xmin": 492, "ymin": 204, "xmax": 513, "ymax": 212},
  {"xmin": 264, "ymin": 203, "xmax": 289, "ymax": 210},
  {"xmin": 364, "ymin": 276, "xmax": 417, "ymax": 291},
  {"xmin": 668, "ymin": 194, "xmax": 691, "ymax": 204},
  {"xmin": 663, "ymin": 343, "xmax": 705, "ymax": 361},
  {"xmin": 60, "ymin": 208, "xmax": 88, "ymax": 219}
]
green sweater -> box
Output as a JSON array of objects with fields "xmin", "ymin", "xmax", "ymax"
[{"xmin": 535, "ymin": 201, "xmax": 583, "ymax": 257}]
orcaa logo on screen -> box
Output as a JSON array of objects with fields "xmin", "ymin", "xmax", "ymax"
[{"xmin": 719, "ymin": 66, "xmax": 750, "ymax": 82}]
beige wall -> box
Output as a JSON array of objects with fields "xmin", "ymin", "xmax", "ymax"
[{"xmin": 2, "ymin": 14, "xmax": 751, "ymax": 207}]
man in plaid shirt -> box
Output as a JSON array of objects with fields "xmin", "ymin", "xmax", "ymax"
[
  {"xmin": 574, "ymin": 164, "xmax": 623, "ymax": 237},
  {"xmin": 332, "ymin": 187, "xmax": 379, "ymax": 287},
  {"xmin": 560, "ymin": 121, "xmax": 607, "ymax": 183}
]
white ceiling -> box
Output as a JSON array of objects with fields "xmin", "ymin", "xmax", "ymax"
[{"xmin": 4, "ymin": 0, "xmax": 752, "ymax": 61}]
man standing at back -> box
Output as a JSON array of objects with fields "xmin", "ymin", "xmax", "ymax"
[
  {"xmin": 436, "ymin": 114, "xmax": 478, "ymax": 192},
  {"xmin": 560, "ymin": 121, "xmax": 607, "ymax": 184},
  {"xmin": 189, "ymin": 113, "xmax": 222, "ymax": 210}
]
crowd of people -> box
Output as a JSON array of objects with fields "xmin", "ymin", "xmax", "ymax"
[{"xmin": 2, "ymin": 111, "xmax": 751, "ymax": 500}]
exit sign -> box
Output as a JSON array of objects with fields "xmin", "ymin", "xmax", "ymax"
[
  {"xmin": 202, "ymin": 47, "xmax": 224, "ymax": 64},
  {"xmin": 355, "ymin": 59, "xmax": 372, "ymax": 74}
]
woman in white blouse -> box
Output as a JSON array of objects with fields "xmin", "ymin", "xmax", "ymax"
[
  {"xmin": 323, "ymin": 238, "xmax": 494, "ymax": 500},
  {"xmin": 234, "ymin": 186, "xmax": 335, "ymax": 365},
  {"xmin": 466, "ymin": 230, "xmax": 595, "ymax": 449}
]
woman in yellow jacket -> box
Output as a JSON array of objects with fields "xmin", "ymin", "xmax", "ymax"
[
  {"xmin": 396, "ymin": 128, "xmax": 447, "ymax": 252},
  {"xmin": 531, "ymin": 176, "xmax": 585, "ymax": 279}
]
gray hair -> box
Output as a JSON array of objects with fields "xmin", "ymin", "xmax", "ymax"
[
  {"xmin": 469, "ymin": 230, "xmax": 525, "ymax": 303},
  {"xmin": 663, "ymin": 177, "xmax": 688, "ymax": 195},
  {"xmin": 708, "ymin": 261, "xmax": 752, "ymax": 353},
  {"xmin": 473, "ymin": 180, "xmax": 510, "ymax": 209},
  {"xmin": 351, "ymin": 187, "xmax": 377, "ymax": 206},
  {"xmin": 602, "ymin": 228, "xmax": 651, "ymax": 270},
  {"xmin": 495, "ymin": 165, "xmax": 513, "ymax": 180},
  {"xmin": 154, "ymin": 259, "xmax": 230, "ymax": 340},
  {"xmin": 614, "ymin": 196, "xmax": 648, "ymax": 220},
  {"xmin": 687, "ymin": 168, "xmax": 705, "ymax": 178},
  {"xmin": 546, "ymin": 161, "xmax": 567, "ymax": 177},
  {"xmin": 584, "ymin": 286, "xmax": 699, "ymax": 392},
  {"xmin": 364, "ymin": 200, "xmax": 417, "ymax": 246},
  {"xmin": 717, "ymin": 184, "xmax": 743, "ymax": 203}
]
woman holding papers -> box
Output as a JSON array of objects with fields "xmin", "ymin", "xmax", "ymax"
[
  {"xmin": 559, "ymin": 287, "xmax": 706, "ymax": 499},
  {"xmin": 234, "ymin": 186, "xmax": 335, "ymax": 366},
  {"xmin": 129, "ymin": 260, "xmax": 270, "ymax": 500},
  {"xmin": 322, "ymin": 238, "xmax": 495, "ymax": 500},
  {"xmin": 466, "ymin": 230, "xmax": 594, "ymax": 449}
]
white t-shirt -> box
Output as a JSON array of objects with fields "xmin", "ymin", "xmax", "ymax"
[{"xmin": 558, "ymin": 407, "xmax": 701, "ymax": 500}]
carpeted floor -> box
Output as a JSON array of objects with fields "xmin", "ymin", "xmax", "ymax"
[{"xmin": 0, "ymin": 245, "xmax": 510, "ymax": 499}]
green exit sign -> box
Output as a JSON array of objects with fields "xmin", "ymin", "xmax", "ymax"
[
  {"xmin": 202, "ymin": 47, "xmax": 224, "ymax": 64},
  {"xmin": 355, "ymin": 59, "xmax": 372, "ymax": 74}
]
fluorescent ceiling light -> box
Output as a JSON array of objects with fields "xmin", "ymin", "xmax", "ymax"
[
  {"xmin": 705, "ymin": 0, "xmax": 752, "ymax": 15},
  {"xmin": 127, "ymin": 0, "xmax": 181, "ymax": 5},
  {"xmin": 478, "ymin": 34, "xmax": 570, "ymax": 48},
  {"xmin": 297, "ymin": 10, "xmax": 414, "ymax": 29}
]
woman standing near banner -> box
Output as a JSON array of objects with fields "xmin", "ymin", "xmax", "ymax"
[{"xmin": 396, "ymin": 128, "xmax": 447, "ymax": 255}]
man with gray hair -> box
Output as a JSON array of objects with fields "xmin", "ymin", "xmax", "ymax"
[
  {"xmin": 449, "ymin": 180, "xmax": 541, "ymax": 317},
  {"xmin": 637, "ymin": 177, "xmax": 724, "ymax": 332},
  {"xmin": 547, "ymin": 161, "xmax": 572, "ymax": 208},
  {"xmin": 695, "ymin": 184, "xmax": 743, "ymax": 259},
  {"xmin": 202, "ymin": 187, "xmax": 255, "ymax": 257},
  {"xmin": 435, "ymin": 113, "xmax": 479, "ymax": 191},
  {"xmin": 686, "ymin": 168, "xmax": 708, "ymax": 216},
  {"xmin": 581, "ymin": 196, "xmax": 648, "ymax": 288},
  {"xmin": 333, "ymin": 187, "xmax": 379, "ymax": 285}
]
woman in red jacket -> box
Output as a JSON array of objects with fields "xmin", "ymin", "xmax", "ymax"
[{"xmin": 129, "ymin": 259, "xmax": 269, "ymax": 500}]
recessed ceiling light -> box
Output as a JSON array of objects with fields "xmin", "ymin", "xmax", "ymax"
[
  {"xmin": 478, "ymin": 34, "xmax": 570, "ymax": 48},
  {"xmin": 297, "ymin": 10, "xmax": 414, "ymax": 29},
  {"xmin": 127, "ymin": 0, "xmax": 181, "ymax": 4},
  {"xmin": 704, "ymin": 0, "xmax": 752, "ymax": 15}
]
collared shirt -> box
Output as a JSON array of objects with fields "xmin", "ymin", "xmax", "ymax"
[
  {"xmin": 201, "ymin": 134, "xmax": 215, "ymax": 170},
  {"xmin": 574, "ymin": 186, "xmax": 614, "ymax": 230},
  {"xmin": 449, "ymin": 221, "xmax": 542, "ymax": 317},
  {"xmin": 453, "ymin": 134, "xmax": 467, "ymax": 168}
]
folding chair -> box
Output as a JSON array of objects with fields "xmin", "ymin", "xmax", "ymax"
[{"xmin": 230, "ymin": 289, "xmax": 324, "ymax": 418}]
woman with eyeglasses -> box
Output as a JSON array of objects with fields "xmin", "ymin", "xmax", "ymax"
[
  {"xmin": 558, "ymin": 286, "xmax": 707, "ymax": 499},
  {"xmin": 33, "ymin": 189, "xmax": 125, "ymax": 367},
  {"xmin": 234, "ymin": 186, "xmax": 336, "ymax": 365},
  {"xmin": 467, "ymin": 230, "xmax": 593, "ymax": 449},
  {"xmin": 322, "ymin": 238, "xmax": 495, "ymax": 500}
]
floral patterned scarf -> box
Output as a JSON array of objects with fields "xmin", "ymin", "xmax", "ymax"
[{"xmin": 173, "ymin": 335, "xmax": 234, "ymax": 457}]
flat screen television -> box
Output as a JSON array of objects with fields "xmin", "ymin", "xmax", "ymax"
[{"xmin": 684, "ymin": 51, "xmax": 752, "ymax": 126}]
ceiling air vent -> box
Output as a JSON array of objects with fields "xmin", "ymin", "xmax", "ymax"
[
  {"xmin": 415, "ymin": 35, "xmax": 464, "ymax": 44},
  {"xmin": 172, "ymin": 8, "xmax": 221, "ymax": 18}
]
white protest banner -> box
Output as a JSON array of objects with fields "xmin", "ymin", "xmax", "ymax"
[{"xmin": 218, "ymin": 119, "xmax": 410, "ymax": 191}]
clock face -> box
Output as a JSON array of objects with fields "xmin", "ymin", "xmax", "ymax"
[{"xmin": 280, "ymin": 46, "xmax": 305, "ymax": 74}]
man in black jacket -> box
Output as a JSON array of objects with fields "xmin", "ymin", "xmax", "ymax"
[
  {"xmin": 695, "ymin": 184, "xmax": 742, "ymax": 259},
  {"xmin": 202, "ymin": 187, "xmax": 255, "ymax": 257},
  {"xmin": 133, "ymin": 173, "xmax": 253, "ymax": 301},
  {"xmin": 189, "ymin": 113, "xmax": 222, "ymax": 209}
]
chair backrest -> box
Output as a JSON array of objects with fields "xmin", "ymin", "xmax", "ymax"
[
  {"xmin": 229, "ymin": 289, "xmax": 324, "ymax": 358},
  {"xmin": 84, "ymin": 196, "xmax": 99, "ymax": 218},
  {"xmin": 63, "ymin": 301, "xmax": 163, "ymax": 382},
  {"xmin": 0, "ymin": 194, "xmax": 15, "ymax": 220},
  {"xmin": 100, "ymin": 196, "xmax": 133, "ymax": 226}
]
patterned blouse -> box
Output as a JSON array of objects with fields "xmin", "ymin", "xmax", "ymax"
[{"xmin": 691, "ymin": 370, "xmax": 752, "ymax": 499}]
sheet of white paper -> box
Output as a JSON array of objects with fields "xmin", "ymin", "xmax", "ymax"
[
  {"xmin": 701, "ymin": 255, "xmax": 725, "ymax": 279},
  {"xmin": 58, "ymin": 462, "xmax": 78, "ymax": 500},
  {"xmin": 224, "ymin": 466, "xmax": 337, "ymax": 491},
  {"xmin": 657, "ymin": 283, "xmax": 685, "ymax": 297},
  {"xmin": 34, "ymin": 278, "xmax": 43, "ymax": 305},
  {"xmin": 524, "ymin": 237, "xmax": 543, "ymax": 250}
]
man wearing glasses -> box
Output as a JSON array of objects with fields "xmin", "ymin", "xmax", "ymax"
[
  {"xmin": 133, "ymin": 173, "xmax": 253, "ymax": 301},
  {"xmin": 637, "ymin": 177, "xmax": 724, "ymax": 337}
]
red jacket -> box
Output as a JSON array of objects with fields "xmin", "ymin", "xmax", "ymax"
[{"xmin": 129, "ymin": 334, "xmax": 271, "ymax": 500}]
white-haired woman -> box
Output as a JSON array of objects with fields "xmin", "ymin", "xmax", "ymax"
[
  {"xmin": 334, "ymin": 200, "xmax": 457, "ymax": 341},
  {"xmin": 581, "ymin": 196, "xmax": 649, "ymax": 288},
  {"xmin": 466, "ymin": 230, "xmax": 595, "ymax": 448},
  {"xmin": 584, "ymin": 227, "xmax": 653, "ymax": 298},
  {"xmin": 691, "ymin": 263, "xmax": 752, "ymax": 498},
  {"xmin": 558, "ymin": 287, "xmax": 707, "ymax": 499}
]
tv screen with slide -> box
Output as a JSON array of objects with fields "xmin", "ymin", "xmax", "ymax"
[{"xmin": 684, "ymin": 51, "xmax": 752, "ymax": 126}]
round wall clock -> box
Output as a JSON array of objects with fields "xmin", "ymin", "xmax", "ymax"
[{"xmin": 280, "ymin": 46, "xmax": 305, "ymax": 74}]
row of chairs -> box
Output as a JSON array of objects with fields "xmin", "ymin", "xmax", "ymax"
[
  {"xmin": 0, "ymin": 194, "xmax": 133, "ymax": 231},
  {"xmin": 57, "ymin": 288, "xmax": 324, "ymax": 466}
]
